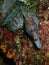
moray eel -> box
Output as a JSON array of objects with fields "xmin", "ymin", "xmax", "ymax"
[
  {"xmin": 21, "ymin": 7, "xmax": 42, "ymax": 49},
  {"xmin": 1, "ymin": 1, "xmax": 42, "ymax": 49}
]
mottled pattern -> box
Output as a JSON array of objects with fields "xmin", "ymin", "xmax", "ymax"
[{"xmin": 5, "ymin": 8, "xmax": 24, "ymax": 31}]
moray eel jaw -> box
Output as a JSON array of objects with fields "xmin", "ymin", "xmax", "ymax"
[{"xmin": 34, "ymin": 38, "xmax": 42, "ymax": 49}]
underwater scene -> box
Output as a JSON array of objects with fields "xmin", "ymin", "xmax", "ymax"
[{"xmin": 0, "ymin": 0, "xmax": 49, "ymax": 65}]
